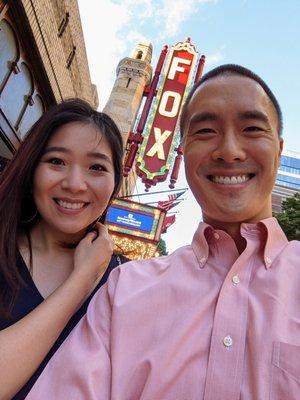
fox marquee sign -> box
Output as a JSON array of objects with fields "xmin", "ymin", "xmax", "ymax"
[{"xmin": 136, "ymin": 40, "xmax": 199, "ymax": 188}]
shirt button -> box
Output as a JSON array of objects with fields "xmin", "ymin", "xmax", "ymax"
[
  {"xmin": 213, "ymin": 232, "xmax": 220, "ymax": 240},
  {"xmin": 232, "ymin": 275, "xmax": 240, "ymax": 285},
  {"xmin": 223, "ymin": 335, "xmax": 233, "ymax": 348},
  {"xmin": 265, "ymin": 256, "xmax": 272, "ymax": 265},
  {"xmin": 200, "ymin": 257, "xmax": 206, "ymax": 264}
]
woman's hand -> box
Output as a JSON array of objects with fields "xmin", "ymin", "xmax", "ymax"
[
  {"xmin": 0, "ymin": 223, "xmax": 114, "ymax": 400},
  {"xmin": 72, "ymin": 222, "xmax": 114, "ymax": 290},
  {"xmin": 0, "ymin": 223, "xmax": 114, "ymax": 399}
]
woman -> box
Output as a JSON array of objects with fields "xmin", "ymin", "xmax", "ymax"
[{"xmin": 0, "ymin": 99, "xmax": 127, "ymax": 399}]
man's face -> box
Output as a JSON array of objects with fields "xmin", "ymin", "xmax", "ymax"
[{"xmin": 183, "ymin": 75, "xmax": 283, "ymax": 225}]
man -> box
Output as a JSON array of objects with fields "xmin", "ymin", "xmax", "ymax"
[{"xmin": 27, "ymin": 65, "xmax": 300, "ymax": 400}]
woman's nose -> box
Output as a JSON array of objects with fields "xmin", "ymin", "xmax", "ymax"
[{"xmin": 61, "ymin": 166, "xmax": 87, "ymax": 192}]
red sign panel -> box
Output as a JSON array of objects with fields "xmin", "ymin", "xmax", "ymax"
[{"xmin": 136, "ymin": 40, "xmax": 198, "ymax": 188}]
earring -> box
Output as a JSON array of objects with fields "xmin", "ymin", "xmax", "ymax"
[{"xmin": 21, "ymin": 209, "xmax": 38, "ymax": 224}]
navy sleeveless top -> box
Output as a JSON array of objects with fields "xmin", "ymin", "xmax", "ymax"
[{"xmin": 0, "ymin": 253, "xmax": 128, "ymax": 399}]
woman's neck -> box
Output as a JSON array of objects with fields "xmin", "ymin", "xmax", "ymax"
[{"xmin": 28, "ymin": 220, "xmax": 85, "ymax": 255}]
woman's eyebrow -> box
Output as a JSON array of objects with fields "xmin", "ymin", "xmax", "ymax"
[
  {"xmin": 43, "ymin": 146, "xmax": 69, "ymax": 154},
  {"xmin": 43, "ymin": 148, "xmax": 112, "ymax": 164},
  {"xmin": 87, "ymin": 152, "xmax": 113, "ymax": 165}
]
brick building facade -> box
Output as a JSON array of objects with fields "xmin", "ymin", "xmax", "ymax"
[{"xmin": 0, "ymin": 0, "xmax": 98, "ymax": 166}]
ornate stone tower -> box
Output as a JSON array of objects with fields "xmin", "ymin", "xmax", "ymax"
[{"xmin": 103, "ymin": 41, "xmax": 153, "ymax": 196}]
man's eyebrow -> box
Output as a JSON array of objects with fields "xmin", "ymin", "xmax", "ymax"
[
  {"xmin": 189, "ymin": 112, "xmax": 219, "ymax": 125},
  {"xmin": 238, "ymin": 110, "xmax": 270, "ymax": 124}
]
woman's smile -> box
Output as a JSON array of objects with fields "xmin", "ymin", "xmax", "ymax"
[{"xmin": 33, "ymin": 122, "xmax": 115, "ymax": 237}]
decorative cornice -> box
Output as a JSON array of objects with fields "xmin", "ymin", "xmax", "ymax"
[{"xmin": 117, "ymin": 57, "xmax": 152, "ymax": 81}]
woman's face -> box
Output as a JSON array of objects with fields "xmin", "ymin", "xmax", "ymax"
[{"xmin": 33, "ymin": 121, "xmax": 115, "ymax": 238}]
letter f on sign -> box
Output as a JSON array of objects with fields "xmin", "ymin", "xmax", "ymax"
[
  {"xmin": 168, "ymin": 57, "xmax": 191, "ymax": 80},
  {"xmin": 146, "ymin": 127, "xmax": 172, "ymax": 160}
]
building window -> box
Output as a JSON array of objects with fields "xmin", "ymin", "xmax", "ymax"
[
  {"xmin": 18, "ymin": 94, "xmax": 44, "ymax": 139},
  {"xmin": 66, "ymin": 46, "xmax": 76, "ymax": 68},
  {"xmin": 0, "ymin": 19, "xmax": 19, "ymax": 92},
  {"xmin": 58, "ymin": 12, "xmax": 69, "ymax": 37},
  {"xmin": 1, "ymin": 62, "xmax": 33, "ymax": 132},
  {"xmin": 0, "ymin": 156, "xmax": 9, "ymax": 172},
  {"xmin": 136, "ymin": 50, "xmax": 143, "ymax": 60},
  {"xmin": 0, "ymin": 11, "xmax": 46, "ymax": 155}
]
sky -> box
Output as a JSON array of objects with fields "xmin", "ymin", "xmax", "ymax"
[{"xmin": 77, "ymin": 0, "xmax": 300, "ymax": 252}]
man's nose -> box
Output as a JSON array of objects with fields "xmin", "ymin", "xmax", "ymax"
[
  {"xmin": 212, "ymin": 131, "xmax": 246, "ymax": 163},
  {"xmin": 61, "ymin": 166, "xmax": 87, "ymax": 192}
]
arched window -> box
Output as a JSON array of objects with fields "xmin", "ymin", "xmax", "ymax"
[
  {"xmin": 0, "ymin": 19, "xmax": 19, "ymax": 90},
  {"xmin": 1, "ymin": 62, "xmax": 33, "ymax": 131},
  {"xmin": 0, "ymin": 13, "xmax": 47, "ymax": 154},
  {"xmin": 18, "ymin": 94, "xmax": 44, "ymax": 139},
  {"xmin": 136, "ymin": 50, "xmax": 143, "ymax": 60}
]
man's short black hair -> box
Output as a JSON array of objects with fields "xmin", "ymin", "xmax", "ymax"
[{"xmin": 180, "ymin": 64, "xmax": 283, "ymax": 137}]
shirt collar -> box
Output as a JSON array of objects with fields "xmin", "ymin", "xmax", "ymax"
[
  {"xmin": 191, "ymin": 217, "xmax": 288, "ymax": 269},
  {"xmin": 257, "ymin": 217, "xmax": 288, "ymax": 269},
  {"xmin": 191, "ymin": 223, "xmax": 212, "ymax": 268}
]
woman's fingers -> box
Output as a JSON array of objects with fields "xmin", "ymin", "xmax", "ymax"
[
  {"xmin": 73, "ymin": 223, "xmax": 114, "ymax": 286},
  {"xmin": 83, "ymin": 229, "xmax": 98, "ymax": 243},
  {"xmin": 91, "ymin": 223, "xmax": 114, "ymax": 250}
]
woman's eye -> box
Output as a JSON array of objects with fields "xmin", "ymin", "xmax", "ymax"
[
  {"xmin": 48, "ymin": 158, "xmax": 64, "ymax": 165},
  {"xmin": 90, "ymin": 164, "xmax": 107, "ymax": 172}
]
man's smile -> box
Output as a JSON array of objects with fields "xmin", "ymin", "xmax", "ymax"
[{"xmin": 208, "ymin": 173, "xmax": 255, "ymax": 185}]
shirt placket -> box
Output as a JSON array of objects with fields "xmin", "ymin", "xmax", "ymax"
[{"xmin": 203, "ymin": 239, "xmax": 257, "ymax": 400}]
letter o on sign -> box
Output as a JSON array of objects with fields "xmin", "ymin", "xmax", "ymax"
[{"xmin": 158, "ymin": 91, "xmax": 181, "ymax": 118}]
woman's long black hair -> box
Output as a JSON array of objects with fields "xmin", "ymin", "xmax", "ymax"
[{"xmin": 0, "ymin": 99, "xmax": 123, "ymax": 317}]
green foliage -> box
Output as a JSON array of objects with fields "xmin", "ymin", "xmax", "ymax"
[
  {"xmin": 275, "ymin": 192, "xmax": 300, "ymax": 240},
  {"xmin": 157, "ymin": 238, "xmax": 168, "ymax": 256}
]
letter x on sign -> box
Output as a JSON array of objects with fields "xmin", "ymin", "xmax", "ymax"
[{"xmin": 146, "ymin": 127, "xmax": 172, "ymax": 160}]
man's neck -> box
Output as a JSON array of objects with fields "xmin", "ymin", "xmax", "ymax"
[
  {"xmin": 203, "ymin": 207, "xmax": 274, "ymax": 254},
  {"xmin": 203, "ymin": 218, "xmax": 247, "ymax": 254}
]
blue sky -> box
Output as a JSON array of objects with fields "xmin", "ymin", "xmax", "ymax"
[{"xmin": 78, "ymin": 0, "xmax": 300, "ymax": 251}]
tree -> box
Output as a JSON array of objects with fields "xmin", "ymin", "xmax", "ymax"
[
  {"xmin": 157, "ymin": 238, "xmax": 168, "ymax": 256},
  {"xmin": 275, "ymin": 192, "xmax": 300, "ymax": 240}
]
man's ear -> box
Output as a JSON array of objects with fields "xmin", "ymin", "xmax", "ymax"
[
  {"xmin": 180, "ymin": 134, "xmax": 186, "ymax": 151},
  {"xmin": 279, "ymin": 138, "xmax": 284, "ymax": 156},
  {"xmin": 277, "ymin": 139, "xmax": 284, "ymax": 168}
]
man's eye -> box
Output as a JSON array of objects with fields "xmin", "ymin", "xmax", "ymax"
[
  {"xmin": 244, "ymin": 126, "xmax": 263, "ymax": 132},
  {"xmin": 194, "ymin": 128, "xmax": 215, "ymax": 135},
  {"xmin": 90, "ymin": 164, "xmax": 107, "ymax": 172},
  {"xmin": 48, "ymin": 158, "xmax": 64, "ymax": 165}
]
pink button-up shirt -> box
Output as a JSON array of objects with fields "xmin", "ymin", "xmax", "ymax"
[{"xmin": 27, "ymin": 218, "xmax": 300, "ymax": 400}]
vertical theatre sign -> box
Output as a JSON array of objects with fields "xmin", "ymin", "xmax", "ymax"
[{"xmin": 136, "ymin": 39, "xmax": 199, "ymax": 190}]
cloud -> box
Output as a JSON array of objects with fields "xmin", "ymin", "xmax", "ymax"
[
  {"xmin": 157, "ymin": 0, "xmax": 217, "ymax": 38},
  {"xmin": 205, "ymin": 51, "xmax": 224, "ymax": 66},
  {"xmin": 78, "ymin": 0, "xmax": 132, "ymax": 107},
  {"xmin": 77, "ymin": 0, "xmax": 218, "ymax": 107},
  {"xmin": 124, "ymin": 0, "xmax": 154, "ymax": 19},
  {"xmin": 126, "ymin": 30, "xmax": 151, "ymax": 45}
]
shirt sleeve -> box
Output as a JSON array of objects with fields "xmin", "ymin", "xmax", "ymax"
[{"xmin": 26, "ymin": 271, "xmax": 118, "ymax": 400}]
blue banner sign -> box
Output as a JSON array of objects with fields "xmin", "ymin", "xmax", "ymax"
[{"xmin": 107, "ymin": 207, "xmax": 154, "ymax": 233}]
